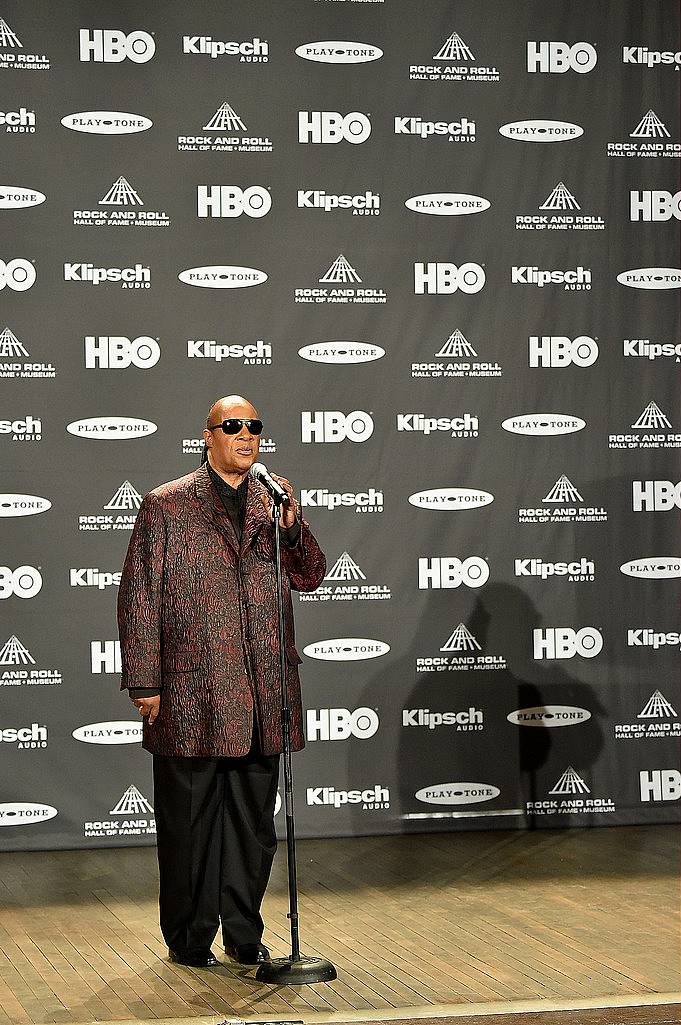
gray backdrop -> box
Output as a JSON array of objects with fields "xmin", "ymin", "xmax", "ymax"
[{"xmin": 1, "ymin": 0, "xmax": 680, "ymax": 850}]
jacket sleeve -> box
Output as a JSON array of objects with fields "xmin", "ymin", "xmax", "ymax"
[
  {"xmin": 117, "ymin": 492, "xmax": 166, "ymax": 693},
  {"xmin": 281, "ymin": 516, "xmax": 326, "ymax": 593}
]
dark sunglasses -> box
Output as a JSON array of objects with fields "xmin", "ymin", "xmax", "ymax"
[{"xmin": 206, "ymin": 418, "xmax": 264, "ymax": 436}]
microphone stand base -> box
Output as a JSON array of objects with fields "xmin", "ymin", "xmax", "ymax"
[{"xmin": 255, "ymin": 955, "xmax": 337, "ymax": 985}]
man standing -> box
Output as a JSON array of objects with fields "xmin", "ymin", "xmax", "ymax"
[{"xmin": 117, "ymin": 395, "xmax": 325, "ymax": 968}]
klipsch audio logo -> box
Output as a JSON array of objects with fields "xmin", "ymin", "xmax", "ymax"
[
  {"xmin": 624, "ymin": 337, "xmax": 681, "ymax": 362},
  {"xmin": 70, "ymin": 569, "xmax": 121, "ymax": 590},
  {"xmin": 182, "ymin": 35, "xmax": 268, "ymax": 62},
  {"xmin": 179, "ymin": 266, "xmax": 267, "ymax": 289},
  {"xmin": 415, "ymin": 782, "xmax": 500, "ymax": 805},
  {"xmin": 73, "ymin": 721, "xmax": 142, "ymax": 745},
  {"xmin": 416, "ymin": 622, "xmax": 506, "ymax": 673},
  {"xmin": 623, "ymin": 45, "xmax": 681, "ymax": 69},
  {"xmin": 630, "ymin": 191, "xmax": 681, "ymax": 221},
  {"xmin": 0, "ymin": 16, "xmax": 50, "ymax": 70},
  {"xmin": 0, "ymin": 804, "xmax": 57, "ymax": 825},
  {"xmin": 0, "ymin": 494, "xmax": 50, "ymax": 517},
  {"xmin": 615, "ymin": 691, "xmax": 680, "ymax": 741},
  {"xmin": 515, "ymin": 557, "xmax": 595, "ymax": 582},
  {"xmin": 518, "ymin": 475, "xmax": 607, "ymax": 524},
  {"xmin": 412, "ymin": 330, "xmax": 503, "ymax": 379},
  {"xmin": 533, "ymin": 628, "xmax": 602, "ymax": 660},
  {"xmin": 74, "ymin": 177, "xmax": 170, "ymax": 228},
  {"xmin": 297, "ymin": 190, "xmax": 380, "ymax": 215},
  {"xmin": 617, "ymin": 268, "xmax": 681, "ymax": 289},
  {"xmin": 527, "ymin": 767, "xmax": 615, "ymax": 815},
  {"xmin": 395, "ymin": 117, "xmax": 476, "ymax": 142},
  {"xmin": 197, "ymin": 185, "xmax": 271, "ymax": 219},
  {"xmin": 502, "ymin": 413, "xmax": 585, "ymax": 436},
  {"xmin": 499, "ymin": 120, "xmax": 583, "ymax": 142},
  {"xmin": 67, "ymin": 417, "xmax": 157, "ymax": 440},
  {"xmin": 299, "ymin": 551, "xmax": 391, "ymax": 604},
  {"xmin": 409, "ymin": 488, "xmax": 493, "ymax": 510},
  {"xmin": 298, "ymin": 111, "xmax": 371, "ymax": 144},
  {"xmin": 307, "ymin": 784, "xmax": 389, "ymax": 810},
  {"xmin": 295, "ymin": 42, "xmax": 382, "ymax": 64},
  {"xmin": 620, "ymin": 557, "xmax": 681, "ymax": 579},
  {"xmin": 0, "ymin": 415, "xmax": 41, "ymax": 441},
  {"xmin": 64, "ymin": 263, "xmax": 150, "ymax": 288},
  {"xmin": 640, "ymin": 770, "xmax": 681, "ymax": 802},
  {"xmin": 188, "ymin": 338, "xmax": 272, "ymax": 364},
  {"xmin": 0, "ymin": 636, "xmax": 63, "ymax": 688},
  {"xmin": 306, "ymin": 708, "xmax": 380, "ymax": 741},
  {"xmin": 512, "ymin": 265, "xmax": 591, "ymax": 290},
  {"xmin": 608, "ymin": 110, "xmax": 680, "ymax": 158},
  {"xmin": 418, "ymin": 557, "xmax": 489, "ymax": 589},
  {"xmin": 0, "ymin": 723, "xmax": 47, "ymax": 749},
  {"xmin": 295, "ymin": 255, "xmax": 386, "ymax": 304},
  {"xmin": 410, "ymin": 31, "xmax": 499, "ymax": 82},
  {"xmin": 79, "ymin": 29, "xmax": 155, "ymax": 63},
  {"xmin": 397, "ymin": 412, "xmax": 479, "ymax": 438},
  {"xmin": 0, "ymin": 186, "xmax": 45, "ymax": 209},
  {"xmin": 527, "ymin": 41, "xmax": 597, "ymax": 73},
  {"xmin": 406, "ymin": 193, "xmax": 489, "ymax": 216},
  {"xmin": 529, "ymin": 335, "xmax": 598, "ymax": 367},
  {"xmin": 90, "ymin": 641, "xmax": 121, "ymax": 674},
  {"xmin": 303, "ymin": 638, "xmax": 390, "ymax": 661},
  {"xmin": 177, "ymin": 101, "xmax": 272, "ymax": 153},
  {"xmin": 633, "ymin": 481, "xmax": 681, "ymax": 511},
  {"xmin": 300, "ymin": 488, "xmax": 383, "ymax": 514},
  {"xmin": 79, "ymin": 481, "xmax": 142, "ymax": 532},
  {"xmin": 61, "ymin": 112, "xmax": 152, "ymax": 135},
  {"xmin": 628, "ymin": 628, "xmax": 681, "ymax": 650},
  {"xmin": 403, "ymin": 707, "xmax": 484, "ymax": 731},
  {"xmin": 0, "ymin": 566, "xmax": 42, "ymax": 599},
  {"xmin": 84, "ymin": 784, "xmax": 156, "ymax": 838},
  {"xmin": 507, "ymin": 706, "xmax": 591, "ymax": 727},
  {"xmin": 0, "ymin": 107, "xmax": 36, "ymax": 133},
  {"xmin": 85, "ymin": 336, "xmax": 160, "ymax": 369},
  {"xmin": 609, "ymin": 401, "xmax": 681, "ymax": 450},
  {"xmin": 516, "ymin": 183, "xmax": 604, "ymax": 231},
  {"xmin": 299, "ymin": 341, "xmax": 383, "ymax": 364},
  {"xmin": 301, "ymin": 410, "xmax": 374, "ymax": 443},
  {"xmin": 0, "ymin": 258, "xmax": 35, "ymax": 291},
  {"xmin": 414, "ymin": 263, "xmax": 485, "ymax": 294}
]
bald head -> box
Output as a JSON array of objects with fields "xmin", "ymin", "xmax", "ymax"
[{"xmin": 206, "ymin": 395, "xmax": 258, "ymax": 428}]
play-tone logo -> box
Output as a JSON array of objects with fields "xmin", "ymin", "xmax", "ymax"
[
  {"xmin": 0, "ymin": 494, "xmax": 50, "ymax": 517},
  {"xmin": 607, "ymin": 109, "xmax": 680, "ymax": 159},
  {"xmin": 533, "ymin": 627, "xmax": 602, "ymax": 660},
  {"xmin": 306, "ymin": 708, "xmax": 380, "ymax": 741},
  {"xmin": 640, "ymin": 770, "xmax": 681, "ymax": 802},
  {"xmin": 182, "ymin": 35, "xmax": 268, "ymax": 61},
  {"xmin": 405, "ymin": 193, "xmax": 489, "ymax": 216},
  {"xmin": 633, "ymin": 481, "xmax": 681, "ymax": 512},
  {"xmin": 299, "ymin": 551, "xmax": 391, "ymax": 604},
  {"xmin": 615, "ymin": 690, "xmax": 680, "ymax": 741},
  {"xmin": 0, "ymin": 803, "xmax": 57, "ymax": 825},
  {"xmin": 188, "ymin": 339, "xmax": 272, "ymax": 365},
  {"xmin": 79, "ymin": 29, "xmax": 155, "ymax": 63},
  {"xmin": 409, "ymin": 31, "xmax": 499, "ymax": 82},
  {"xmin": 298, "ymin": 111, "xmax": 371, "ymax": 144},
  {"xmin": 67, "ymin": 417, "xmax": 157, "ymax": 440},
  {"xmin": 301, "ymin": 410, "xmax": 373, "ymax": 444},
  {"xmin": 502, "ymin": 413, "xmax": 585, "ymax": 435},
  {"xmin": 61, "ymin": 111, "xmax": 152, "ymax": 135},
  {"xmin": 416, "ymin": 622, "xmax": 506, "ymax": 674},
  {"xmin": 0, "ymin": 258, "xmax": 35, "ymax": 291},
  {"xmin": 197, "ymin": 185, "xmax": 271, "ymax": 219},
  {"xmin": 0, "ymin": 566, "xmax": 42, "ymax": 599},
  {"xmin": 0, "ymin": 186, "xmax": 45, "ymax": 209},
  {"xmin": 414, "ymin": 262, "xmax": 485, "ymax": 294},
  {"xmin": 178, "ymin": 266, "xmax": 267, "ymax": 289},
  {"xmin": 0, "ymin": 17, "xmax": 50, "ymax": 71},
  {"xmin": 85, "ymin": 336, "xmax": 160, "ymax": 369},
  {"xmin": 412, "ymin": 329, "xmax": 503, "ymax": 379},
  {"xmin": 529, "ymin": 335, "xmax": 598, "ymax": 367},
  {"xmin": 620, "ymin": 558, "xmax": 681, "ymax": 579},
  {"xmin": 409, "ymin": 488, "xmax": 493, "ymax": 510},
  {"xmin": 518, "ymin": 475, "xmax": 607, "ymax": 525},
  {"xmin": 515, "ymin": 558, "xmax": 595, "ymax": 582},
  {"xmin": 507, "ymin": 706, "xmax": 591, "ymax": 727},
  {"xmin": 394, "ymin": 116, "xmax": 476, "ymax": 142},
  {"xmin": 300, "ymin": 488, "xmax": 383, "ymax": 514},
  {"xmin": 609, "ymin": 401, "xmax": 681, "ymax": 451},
  {"xmin": 415, "ymin": 782, "xmax": 500, "ymax": 806},
  {"xmin": 298, "ymin": 341, "xmax": 384, "ymax": 364},
  {"xmin": 177, "ymin": 100, "xmax": 272, "ymax": 154},
  {"xmin": 418, "ymin": 557, "xmax": 489, "ymax": 589},
  {"xmin": 527, "ymin": 41, "xmax": 597, "ymax": 73},
  {"xmin": 295, "ymin": 41, "xmax": 382, "ymax": 64},
  {"xmin": 617, "ymin": 267, "xmax": 681, "ymax": 289},
  {"xmin": 302, "ymin": 638, "xmax": 389, "ymax": 661},
  {"xmin": 0, "ymin": 107, "xmax": 36, "ymax": 133},
  {"xmin": 297, "ymin": 190, "xmax": 380, "ymax": 215},
  {"xmin": 306, "ymin": 785, "xmax": 390, "ymax": 810},
  {"xmin": 499, "ymin": 120, "xmax": 583, "ymax": 142},
  {"xmin": 72, "ymin": 721, "xmax": 142, "ymax": 745},
  {"xmin": 64, "ymin": 263, "xmax": 150, "ymax": 288}
]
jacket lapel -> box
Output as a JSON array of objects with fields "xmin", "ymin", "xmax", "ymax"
[
  {"xmin": 193, "ymin": 463, "xmax": 239, "ymax": 554},
  {"xmin": 242, "ymin": 477, "xmax": 271, "ymax": 553}
]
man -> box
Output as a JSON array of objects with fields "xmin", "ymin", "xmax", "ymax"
[{"xmin": 117, "ymin": 395, "xmax": 326, "ymax": 969}]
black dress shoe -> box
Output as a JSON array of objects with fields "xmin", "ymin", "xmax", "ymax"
[
  {"xmin": 169, "ymin": 948, "xmax": 219, "ymax": 968},
  {"xmin": 225, "ymin": 942, "xmax": 270, "ymax": 965}
]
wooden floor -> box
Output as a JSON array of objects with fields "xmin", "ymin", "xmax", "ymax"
[{"xmin": 0, "ymin": 825, "xmax": 678, "ymax": 1025}]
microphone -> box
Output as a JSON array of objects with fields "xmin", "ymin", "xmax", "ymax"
[{"xmin": 249, "ymin": 462, "xmax": 290, "ymax": 505}]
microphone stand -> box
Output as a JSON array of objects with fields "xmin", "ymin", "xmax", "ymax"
[{"xmin": 255, "ymin": 494, "xmax": 337, "ymax": 985}]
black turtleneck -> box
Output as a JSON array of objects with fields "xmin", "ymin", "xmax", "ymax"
[{"xmin": 207, "ymin": 463, "xmax": 301, "ymax": 547}]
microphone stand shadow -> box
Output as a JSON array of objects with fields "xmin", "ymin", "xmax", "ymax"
[{"xmin": 255, "ymin": 494, "xmax": 337, "ymax": 986}]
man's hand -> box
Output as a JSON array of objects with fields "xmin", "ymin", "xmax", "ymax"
[
  {"xmin": 131, "ymin": 695, "xmax": 160, "ymax": 724},
  {"xmin": 260, "ymin": 474, "xmax": 300, "ymax": 529}
]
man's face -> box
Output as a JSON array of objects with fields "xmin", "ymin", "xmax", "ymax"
[{"xmin": 203, "ymin": 400, "xmax": 261, "ymax": 477}]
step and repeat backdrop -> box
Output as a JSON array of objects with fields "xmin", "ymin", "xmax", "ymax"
[{"xmin": 2, "ymin": 1, "xmax": 680, "ymax": 850}]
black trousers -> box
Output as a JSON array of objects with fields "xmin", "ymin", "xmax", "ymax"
[{"xmin": 152, "ymin": 738, "xmax": 280, "ymax": 954}]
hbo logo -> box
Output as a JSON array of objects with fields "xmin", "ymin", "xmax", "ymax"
[
  {"xmin": 0, "ymin": 566, "xmax": 42, "ymax": 599},
  {"xmin": 630, "ymin": 191, "xmax": 681, "ymax": 222},
  {"xmin": 306, "ymin": 707, "xmax": 379, "ymax": 742},
  {"xmin": 301, "ymin": 410, "xmax": 373, "ymax": 444},
  {"xmin": 640, "ymin": 770, "xmax": 681, "ymax": 803},
  {"xmin": 633, "ymin": 481, "xmax": 681, "ymax": 511},
  {"xmin": 414, "ymin": 262, "xmax": 485, "ymax": 295},
  {"xmin": 527, "ymin": 41, "xmax": 597, "ymax": 73},
  {"xmin": 298, "ymin": 111, "xmax": 371, "ymax": 145},
  {"xmin": 529, "ymin": 335, "xmax": 598, "ymax": 367},
  {"xmin": 197, "ymin": 185, "xmax": 271, "ymax": 219},
  {"xmin": 0, "ymin": 258, "xmax": 36, "ymax": 292},
  {"xmin": 79, "ymin": 29, "xmax": 156, "ymax": 63},
  {"xmin": 533, "ymin": 627, "xmax": 603, "ymax": 660},
  {"xmin": 418, "ymin": 557, "xmax": 489, "ymax": 589},
  {"xmin": 84, "ymin": 336, "xmax": 160, "ymax": 369}
]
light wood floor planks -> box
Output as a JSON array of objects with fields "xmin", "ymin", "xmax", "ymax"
[{"xmin": 0, "ymin": 825, "xmax": 677, "ymax": 1025}]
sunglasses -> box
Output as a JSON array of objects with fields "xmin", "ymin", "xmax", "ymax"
[{"xmin": 206, "ymin": 418, "xmax": 264, "ymax": 436}]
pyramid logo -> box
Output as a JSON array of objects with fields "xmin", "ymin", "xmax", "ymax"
[
  {"xmin": 440, "ymin": 623, "xmax": 482, "ymax": 653},
  {"xmin": 435, "ymin": 329, "xmax": 478, "ymax": 359},
  {"xmin": 0, "ymin": 326, "xmax": 29, "ymax": 359},
  {"xmin": 110, "ymin": 785, "xmax": 154, "ymax": 816},
  {"xmin": 638, "ymin": 690, "xmax": 677, "ymax": 719},
  {"xmin": 319, "ymin": 254, "xmax": 362, "ymax": 285},
  {"xmin": 549, "ymin": 766, "xmax": 590, "ymax": 795},
  {"xmin": 104, "ymin": 481, "xmax": 143, "ymax": 511},
  {"xmin": 630, "ymin": 110, "xmax": 670, "ymax": 139},
  {"xmin": 203, "ymin": 101, "xmax": 247, "ymax": 132},
  {"xmin": 0, "ymin": 17, "xmax": 21, "ymax": 47},
  {"xmin": 325, "ymin": 552, "xmax": 366, "ymax": 581},
  {"xmin": 433, "ymin": 32, "xmax": 474, "ymax": 61},
  {"xmin": 543, "ymin": 475, "xmax": 583, "ymax": 503},
  {"xmin": 0, "ymin": 635, "xmax": 35, "ymax": 666},
  {"xmin": 540, "ymin": 182, "xmax": 580, "ymax": 211},
  {"xmin": 100, "ymin": 176, "xmax": 143, "ymax": 206},
  {"xmin": 631, "ymin": 401, "xmax": 672, "ymax": 430}
]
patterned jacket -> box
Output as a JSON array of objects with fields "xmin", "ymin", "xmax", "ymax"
[{"xmin": 117, "ymin": 464, "xmax": 326, "ymax": 757}]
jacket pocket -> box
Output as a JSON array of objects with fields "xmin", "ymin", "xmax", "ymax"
[{"xmin": 164, "ymin": 650, "xmax": 200, "ymax": 673}]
